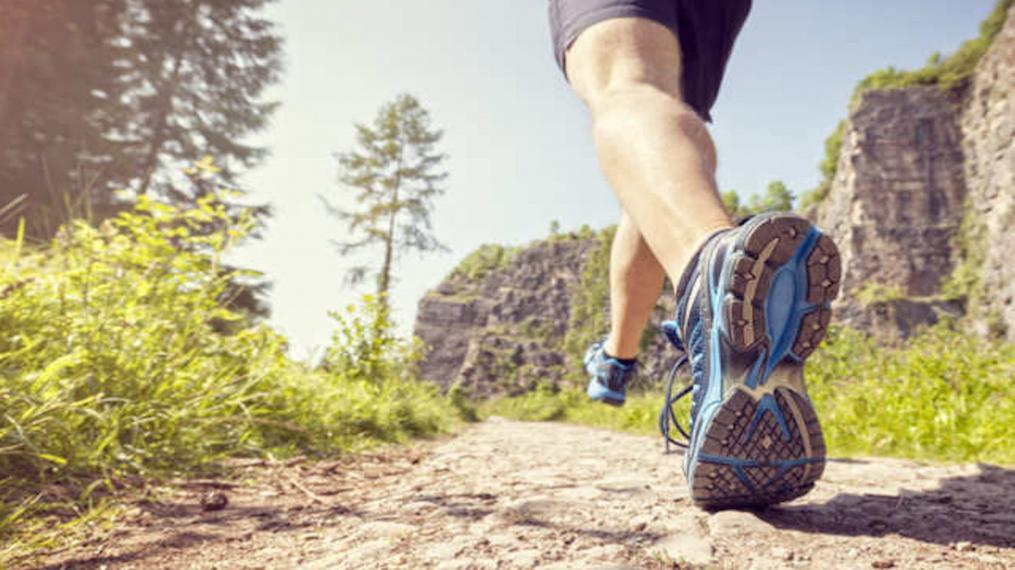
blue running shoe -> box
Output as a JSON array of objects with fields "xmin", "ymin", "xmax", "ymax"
[
  {"xmin": 658, "ymin": 213, "xmax": 841, "ymax": 509},
  {"xmin": 584, "ymin": 340, "xmax": 637, "ymax": 407}
]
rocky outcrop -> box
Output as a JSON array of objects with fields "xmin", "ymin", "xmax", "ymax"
[
  {"xmin": 415, "ymin": 235, "xmax": 677, "ymax": 397},
  {"xmin": 415, "ymin": 238, "xmax": 593, "ymax": 397},
  {"xmin": 813, "ymin": 87, "xmax": 968, "ymax": 338},
  {"xmin": 959, "ymin": 2, "xmax": 1015, "ymax": 339},
  {"xmin": 814, "ymin": 3, "xmax": 1015, "ymax": 339}
]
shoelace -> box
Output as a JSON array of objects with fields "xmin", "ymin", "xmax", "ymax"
[
  {"xmin": 658, "ymin": 352, "xmax": 692, "ymax": 452},
  {"xmin": 657, "ymin": 315, "xmax": 708, "ymax": 453}
]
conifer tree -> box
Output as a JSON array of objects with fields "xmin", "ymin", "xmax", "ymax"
[
  {"xmin": 327, "ymin": 94, "xmax": 449, "ymax": 303},
  {"xmin": 117, "ymin": 0, "xmax": 283, "ymax": 200}
]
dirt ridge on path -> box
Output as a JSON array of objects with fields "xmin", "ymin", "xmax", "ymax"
[{"xmin": 34, "ymin": 419, "xmax": 1015, "ymax": 569}]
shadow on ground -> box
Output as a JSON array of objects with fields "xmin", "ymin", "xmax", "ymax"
[{"xmin": 758, "ymin": 463, "xmax": 1015, "ymax": 549}]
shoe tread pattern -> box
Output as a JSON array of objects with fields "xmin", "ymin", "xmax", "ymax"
[{"xmin": 693, "ymin": 388, "xmax": 826, "ymax": 509}]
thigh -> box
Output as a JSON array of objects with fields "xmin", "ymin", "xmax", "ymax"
[
  {"xmin": 565, "ymin": 17, "xmax": 684, "ymax": 105},
  {"xmin": 549, "ymin": 0, "xmax": 679, "ymax": 73}
]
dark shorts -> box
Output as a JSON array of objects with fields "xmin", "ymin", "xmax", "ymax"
[{"xmin": 548, "ymin": 0, "xmax": 752, "ymax": 122}]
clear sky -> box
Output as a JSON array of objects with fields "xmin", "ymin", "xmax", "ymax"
[{"xmin": 232, "ymin": 0, "xmax": 998, "ymax": 359}]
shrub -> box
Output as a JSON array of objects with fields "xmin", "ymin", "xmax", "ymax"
[{"xmin": 0, "ymin": 194, "xmax": 454, "ymax": 557}]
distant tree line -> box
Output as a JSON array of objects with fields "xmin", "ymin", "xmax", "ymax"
[{"xmin": 0, "ymin": 0, "xmax": 283, "ymax": 238}]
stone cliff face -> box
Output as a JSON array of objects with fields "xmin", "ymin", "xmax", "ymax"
[
  {"xmin": 960, "ymin": 3, "xmax": 1015, "ymax": 339},
  {"xmin": 414, "ymin": 6, "xmax": 1015, "ymax": 392},
  {"xmin": 814, "ymin": 3, "xmax": 1014, "ymax": 340},
  {"xmin": 415, "ymin": 238, "xmax": 593, "ymax": 397},
  {"xmin": 813, "ymin": 87, "xmax": 967, "ymax": 338},
  {"xmin": 415, "ymin": 235, "xmax": 677, "ymax": 397}
]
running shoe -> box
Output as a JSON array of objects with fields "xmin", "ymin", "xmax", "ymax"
[{"xmin": 658, "ymin": 213, "xmax": 841, "ymax": 509}]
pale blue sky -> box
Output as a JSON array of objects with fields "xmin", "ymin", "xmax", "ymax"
[{"xmin": 233, "ymin": 0, "xmax": 997, "ymax": 359}]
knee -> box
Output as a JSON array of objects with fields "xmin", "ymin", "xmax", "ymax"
[{"xmin": 588, "ymin": 82, "xmax": 702, "ymax": 136}]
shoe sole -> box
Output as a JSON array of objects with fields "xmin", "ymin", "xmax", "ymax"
[{"xmin": 688, "ymin": 214, "xmax": 840, "ymax": 510}]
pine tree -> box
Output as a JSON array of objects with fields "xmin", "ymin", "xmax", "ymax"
[
  {"xmin": 327, "ymin": 94, "xmax": 449, "ymax": 302},
  {"xmin": 116, "ymin": 0, "xmax": 283, "ymax": 200}
]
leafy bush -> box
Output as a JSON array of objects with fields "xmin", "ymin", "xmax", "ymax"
[
  {"xmin": 799, "ymin": 120, "xmax": 846, "ymax": 211},
  {"xmin": 0, "ymin": 194, "xmax": 454, "ymax": 556},
  {"xmin": 562, "ymin": 226, "xmax": 616, "ymax": 377},
  {"xmin": 450, "ymin": 243, "xmax": 520, "ymax": 280},
  {"xmin": 851, "ymin": 0, "xmax": 1012, "ymax": 98},
  {"xmin": 486, "ymin": 325, "xmax": 1015, "ymax": 465}
]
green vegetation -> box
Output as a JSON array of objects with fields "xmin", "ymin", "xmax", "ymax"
[
  {"xmin": 798, "ymin": 120, "xmax": 846, "ymax": 212},
  {"xmin": 0, "ymin": 195, "xmax": 455, "ymax": 561},
  {"xmin": 485, "ymin": 325, "xmax": 1015, "ymax": 465},
  {"xmin": 855, "ymin": 282, "xmax": 909, "ymax": 306},
  {"xmin": 722, "ymin": 180, "xmax": 796, "ymax": 219},
  {"xmin": 326, "ymin": 94, "xmax": 449, "ymax": 299},
  {"xmin": 450, "ymin": 243, "xmax": 521, "ymax": 280},
  {"xmin": 851, "ymin": 0, "xmax": 1012, "ymax": 100},
  {"xmin": 480, "ymin": 386, "xmax": 688, "ymax": 437},
  {"xmin": 562, "ymin": 225, "xmax": 616, "ymax": 377}
]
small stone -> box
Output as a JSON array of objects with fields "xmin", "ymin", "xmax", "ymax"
[
  {"xmin": 871, "ymin": 560, "xmax": 895, "ymax": 569},
  {"xmin": 953, "ymin": 541, "xmax": 974, "ymax": 552},
  {"xmin": 199, "ymin": 491, "xmax": 229, "ymax": 511}
]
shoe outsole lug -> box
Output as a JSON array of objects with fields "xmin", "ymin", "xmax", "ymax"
[
  {"xmin": 805, "ymin": 234, "xmax": 842, "ymax": 304},
  {"xmin": 692, "ymin": 387, "xmax": 826, "ymax": 510},
  {"xmin": 791, "ymin": 308, "xmax": 831, "ymax": 360}
]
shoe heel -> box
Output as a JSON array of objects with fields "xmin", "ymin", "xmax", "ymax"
[
  {"xmin": 691, "ymin": 385, "xmax": 826, "ymax": 509},
  {"xmin": 723, "ymin": 215, "xmax": 841, "ymax": 361}
]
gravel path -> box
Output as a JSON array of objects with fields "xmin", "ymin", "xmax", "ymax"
[{"xmin": 35, "ymin": 418, "xmax": 1015, "ymax": 569}]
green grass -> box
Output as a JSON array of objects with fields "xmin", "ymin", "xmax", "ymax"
[
  {"xmin": 479, "ymin": 386, "xmax": 688, "ymax": 437},
  {"xmin": 0, "ymin": 195, "xmax": 457, "ymax": 563},
  {"xmin": 483, "ymin": 325, "xmax": 1015, "ymax": 466}
]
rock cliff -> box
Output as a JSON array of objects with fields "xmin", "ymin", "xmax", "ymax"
[
  {"xmin": 959, "ymin": 3, "xmax": 1015, "ymax": 339},
  {"xmin": 812, "ymin": 87, "xmax": 967, "ymax": 338},
  {"xmin": 414, "ymin": 4, "xmax": 1015, "ymax": 393},
  {"xmin": 814, "ymin": 2, "xmax": 1014, "ymax": 340}
]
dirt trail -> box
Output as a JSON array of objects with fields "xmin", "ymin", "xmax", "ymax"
[{"xmin": 34, "ymin": 419, "xmax": 1015, "ymax": 569}]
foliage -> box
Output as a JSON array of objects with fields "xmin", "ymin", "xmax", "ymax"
[
  {"xmin": 0, "ymin": 196, "xmax": 454, "ymax": 559},
  {"xmin": 450, "ymin": 243, "xmax": 520, "ymax": 280},
  {"xmin": 850, "ymin": 0, "xmax": 1012, "ymax": 101},
  {"xmin": 0, "ymin": 0, "xmax": 283, "ymax": 238},
  {"xmin": 798, "ymin": 120, "xmax": 847, "ymax": 211},
  {"xmin": 855, "ymin": 282, "xmax": 908, "ymax": 306},
  {"xmin": 562, "ymin": 225, "xmax": 616, "ymax": 378},
  {"xmin": 322, "ymin": 293, "xmax": 420, "ymax": 385},
  {"xmin": 722, "ymin": 180, "xmax": 796, "ymax": 219},
  {"xmin": 326, "ymin": 94, "xmax": 448, "ymax": 299},
  {"xmin": 806, "ymin": 325, "xmax": 1015, "ymax": 463},
  {"xmin": 480, "ymin": 385, "xmax": 686, "ymax": 437},
  {"xmin": 486, "ymin": 325, "xmax": 1015, "ymax": 465}
]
